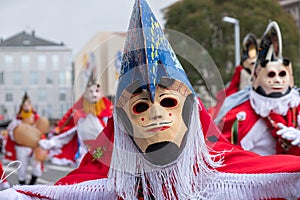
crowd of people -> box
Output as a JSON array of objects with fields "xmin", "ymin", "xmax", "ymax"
[{"xmin": 0, "ymin": 0, "xmax": 299, "ymax": 199}]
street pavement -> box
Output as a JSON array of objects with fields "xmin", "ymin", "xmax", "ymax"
[{"xmin": 1, "ymin": 154, "xmax": 76, "ymax": 186}]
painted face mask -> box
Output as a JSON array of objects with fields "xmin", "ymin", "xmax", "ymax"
[
  {"xmin": 254, "ymin": 61, "xmax": 292, "ymax": 97},
  {"xmin": 253, "ymin": 21, "xmax": 294, "ymax": 98},
  {"xmin": 22, "ymin": 100, "xmax": 32, "ymax": 112},
  {"xmin": 119, "ymin": 78, "xmax": 193, "ymax": 165},
  {"xmin": 83, "ymin": 83, "xmax": 102, "ymax": 103}
]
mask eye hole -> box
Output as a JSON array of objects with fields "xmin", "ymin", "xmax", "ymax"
[
  {"xmin": 160, "ymin": 97, "xmax": 178, "ymax": 108},
  {"xmin": 133, "ymin": 102, "xmax": 149, "ymax": 114},
  {"xmin": 279, "ymin": 71, "xmax": 286, "ymax": 77},
  {"xmin": 268, "ymin": 71, "xmax": 276, "ymax": 78}
]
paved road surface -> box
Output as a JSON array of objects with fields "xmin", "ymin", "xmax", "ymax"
[{"xmin": 1, "ymin": 155, "xmax": 76, "ymax": 186}]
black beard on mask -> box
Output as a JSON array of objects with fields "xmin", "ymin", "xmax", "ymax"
[
  {"xmin": 144, "ymin": 142, "xmax": 181, "ymax": 166},
  {"xmin": 254, "ymin": 86, "xmax": 291, "ymax": 98}
]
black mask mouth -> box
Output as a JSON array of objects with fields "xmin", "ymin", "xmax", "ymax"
[
  {"xmin": 144, "ymin": 142, "xmax": 181, "ymax": 166},
  {"xmin": 254, "ymin": 86, "xmax": 291, "ymax": 98}
]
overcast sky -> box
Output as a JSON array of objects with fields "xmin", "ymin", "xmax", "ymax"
[{"xmin": 0, "ymin": 0, "xmax": 178, "ymax": 55}]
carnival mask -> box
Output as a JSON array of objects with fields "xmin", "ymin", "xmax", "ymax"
[
  {"xmin": 253, "ymin": 21, "xmax": 294, "ymax": 98},
  {"xmin": 83, "ymin": 84, "xmax": 102, "ymax": 103},
  {"xmin": 118, "ymin": 79, "xmax": 193, "ymax": 165},
  {"xmin": 22, "ymin": 100, "xmax": 32, "ymax": 112},
  {"xmin": 253, "ymin": 61, "xmax": 292, "ymax": 97}
]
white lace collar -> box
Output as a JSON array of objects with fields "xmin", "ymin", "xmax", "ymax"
[{"xmin": 249, "ymin": 88, "xmax": 300, "ymax": 117}]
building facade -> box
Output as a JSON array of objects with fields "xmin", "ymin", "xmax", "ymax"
[
  {"xmin": 0, "ymin": 30, "xmax": 73, "ymax": 120},
  {"xmin": 73, "ymin": 32, "xmax": 126, "ymax": 101}
]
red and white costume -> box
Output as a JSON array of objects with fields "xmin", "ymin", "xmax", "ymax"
[
  {"xmin": 5, "ymin": 96, "xmax": 44, "ymax": 185},
  {"xmin": 220, "ymin": 88, "xmax": 300, "ymax": 155},
  {"xmin": 40, "ymin": 96, "xmax": 113, "ymax": 166}
]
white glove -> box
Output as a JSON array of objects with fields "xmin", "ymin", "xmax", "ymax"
[
  {"xmin": 277, "ymin": 123, "xmax": 300, "ymax": 147},
  {"xmin": 38, "ymin": 139, "xmax": 57, "ymax": 150}
]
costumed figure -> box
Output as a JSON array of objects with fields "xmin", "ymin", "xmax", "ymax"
[
  {"xmin": 5, "ymin": 92, "xmax": 49, "ymax": 185},
  {"xmin": 1, "ymin": 1, "xmax": 300, "ymax": 199},
  {"xmin": 209, "ymin": 33, "xmax": 258, "ymax": 121},
  {"xmin": 38, "ymin": 73, "xmax": 113, "ymax": 166},
  {"xmin": 219, "ymin": 21, "xmax": 300, "ymax": 156}
]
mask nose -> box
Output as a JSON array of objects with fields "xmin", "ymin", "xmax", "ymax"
[
  {"xmin": 273, "ymin": 75, "xmax": 282, "ymax": 83},
  {"xmin": 149, "ymin": 104, "xmax": 163, "ymax": 120}
]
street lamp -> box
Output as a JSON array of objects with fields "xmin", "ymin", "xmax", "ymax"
[{"xmin": 222, "ymin": 16, "xmax": 240, "ymax": 66}]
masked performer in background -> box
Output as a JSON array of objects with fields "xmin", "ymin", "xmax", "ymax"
[
  {"xmin": 38, "ymin": 73, "xmax": 113, "ymax": 166},
  {"xmin": 6, "ymin": 92, "xmax": 49, "ymax": 185},
  {"xmin": 219, "ymin": 21, "xmax": 300, "ymax": 156}
]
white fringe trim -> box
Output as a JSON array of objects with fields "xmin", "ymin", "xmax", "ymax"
[
  {"xmin": 250, "ymin": 88, "xmax": 300, "ymax": 117},
  {"xmin": 10, "ymin": 172, "xmax": 300, "ymax": 199},
  {"xmin": 209, "ymin": 172, "xmax": 300, "ymax": 200},
  {"xmin": 13, "ymin": 179, "xmax": 116, "ymax": 200}
]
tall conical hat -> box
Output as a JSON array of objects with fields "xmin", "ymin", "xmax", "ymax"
[
  {"xmin": 256, "ymin": 21, "xmax": 282, "ymax": 66},
  {"xmin": 21, "ymin": 92, "xmax": 30, "ymax": 105},
  {"xmin": 116, "ymin": 0, "xmax": 194, "ymax": 104},
  {"xmin": 86, "ymin": 69, "xmax": 99, "ymax": 89},
  {"xmin": 253, "ymin": 21, "xmax": 293, "ymax": 89},
  {"xmin": 241, "ymin": 33, "xmax": 258, "ymax": 64}
]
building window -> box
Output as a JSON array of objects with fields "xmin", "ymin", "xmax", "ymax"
[
  {"xmin": 0, "ymin": 72, "xmax": 4, "ymax": 84},
  {"xmin": 59, "ymin": 92, "xmax": 66, "ymax": 101},
  {"xmin": 52, "ymin": 55, "xmax": 59, "ymax": 68},
  {"xmin": 13, "ymin": 72, "xmax": 22, "ymax": 85},
  {"xmin": 4, "ymin": 55, "xmax": 13, "ymax": 68},
  {"xmin": 38, "ymin": 89, "xmax": 46, "ymax": 101},
  {"xmin": 46, "ymin": 72, "xmax": 53, "ymax": 84},
  {"xmin": 5, "ymin": 92, "xmax": 13, "ymax": 102},
  {"xmin": 30, "ymin": 71, "xmax": 38, "ymax": 84},
  {"xmin": 59, "ymin": 72, "xmax": 66, "ymax": 85},
  {"xmin": 21, "ymin": 55, "xmax": 30, "ymax": 68},
  {"xmin": 38, "ymin": 55, "xmax": 47, "ymax": 70}
]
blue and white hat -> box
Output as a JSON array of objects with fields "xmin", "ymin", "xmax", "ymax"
[{"xmin": 116, "ymin": 0, "xmax": 194, "ymax": 104}]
